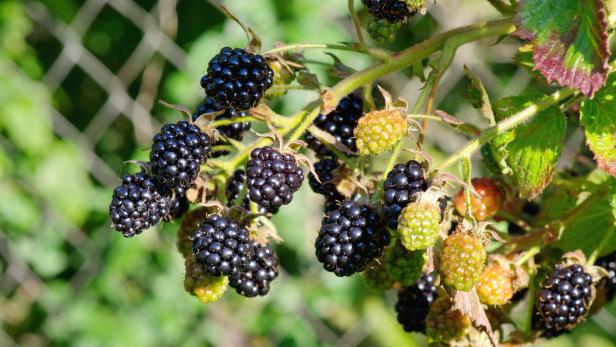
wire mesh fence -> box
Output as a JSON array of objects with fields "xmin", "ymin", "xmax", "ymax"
[{"xmin": 2, "ymin": 1, "xmax": 616, "ymax": 346}]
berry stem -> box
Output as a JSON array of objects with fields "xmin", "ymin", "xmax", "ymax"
[
  {"xmin": 348, "ymin": 0, "xmax": 366, "ymax": 46},
  {"xmin": 486, "ymin": 0, "xmax": 516, "ymax": 15}
]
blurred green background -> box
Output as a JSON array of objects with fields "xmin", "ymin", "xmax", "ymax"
[{"xmin": 1, "ymin": 0, "xmax": 616, "ymax": 346}]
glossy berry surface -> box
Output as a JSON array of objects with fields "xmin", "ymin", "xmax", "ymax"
[
  {"xmin": 537, "ymin": 264, "xmax": 593, "ymax": 335},
  {"xmin": 201, "ymin": 47, "xmax": 273, "ymax": 111},
  {"xmin": 354, "ymin": 109, "xmax": 408, "ymax": 156},
  {"xmin": 396, "ymin": 273, "xmax": 437, "ymax": 333},
  {"xmin": 382, "ymin": 160, "xmax": 428, "ymax": 229},
  {"xmin": 315, "ymin": 200, "xmax": 390, "ymax": 276},
  {"xmin": 229, "ymin": 242, "xmax": 279, "ymax": 297},
  {"xmin": 597, "ymin": 251, "xmax": 616, "ymax": 301},
  {"xmin": 397, "ymin": 203, "xmax": 441, "ymax": 251},
  {"xmin": 439, "ymin": 233, "xmax": 486, "ymax": 291},
  {"xmin": 194, "ymin": 96, "xmax": 250, "ymax": 157},
  {"xmin": 109, "ymin": 171, "xmax": 170, "ymax": 238},
  {"xmin": 192, "ymin": 214, "xmax": 252, "ymax": 277},
  {"xmin": 308, "ymin": 158, "xmax": 344, "ymax": 203},
  {"xmin": 225, "ymin": 169, "xmax": 278, "ymax": 215},
  {"xmin": 454, "ymin": 177, "xmax": 503, "ymax": 221},
  {"xmin": 306, "ymin": 94, "xmax": 363, "ymax": 156},
  {"xmin": 150, "ymin": 120, "xmax": 212, "ymax": 190},
  {"xmin": 246, "ymin": 147, "xmax": 304, "ymax": 209},
  {"xmin": 362, "ymin": 0, "xmax": 414, "ymax": 23},
  {"xmin": 476, "ymin": 263, "xmax": 514, "ymax": 306}
]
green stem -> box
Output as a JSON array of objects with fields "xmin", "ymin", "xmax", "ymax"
[
  {"xmin": 436, "ymin": 87, "xmax": 577, "ymax": 171},
  {"xmin": 486, "ymin": 0, "xmax": 515, "ymax": 14},
  {"xmin": 588, "ymin": 225, "xmax": 616, "ymax": 265},
  {"xmin": 515, "ymin": 246, "xmax": 540, "ymax": 266},
  {"xmin": 348, "ymin": 0, "xmax": 365, "ymax": 45}
]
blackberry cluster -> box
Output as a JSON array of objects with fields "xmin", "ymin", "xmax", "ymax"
[
  {"xmin": 306, "ymin": 94, "xmax": 363, "ymax": 156},
  {"xmin": 308, "ymin": 158, "xmax": 344, "ymax": 203},
  {"xmin": 194, "ymin": 97, "xmax": 250, "ymax": 157},
  {"xmin": 537, "ymin": 264, "xmax": 593, "ymax": 335},
  {"xmin": 200, "ymin": 47, "xmax": 273, "ymax": 111},
  {"xmin": 229, "ymin": 242, "xmax": 279, "ymax": 297},
  {"xmin": 315, "ymin": 200, "xmax": 390, "ymax": 276},
  {"xmin": 396, "ymin": 273, "xmax": 437, "ymax": 333},
  {"xmin": 382, "ymin": 160, "xmax": 428, "ymax": 229},
  {"xmin": 362, "ymin": 0, "xmax": 415, "ymax": 23},
  {"xmin": 192, "ymin": 214, "xmax": 252, "ymax": 276},
  {"xmin": 597, "ymin": 251, "xmax": 616, "ymax": 301},
  {"xmin": 246, "ymin": 147, "xmax": 304, "ymax": 209},
  {"xmin": 109, "ymin": 171, "xmax": 170, "ymax": 237},
  {"xmin": 150, "ymin": 120, "xmax": 212, "ymax": 191}
]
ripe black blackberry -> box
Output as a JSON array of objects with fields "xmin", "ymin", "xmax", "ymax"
[
  {"xmin": 362, "ymin": 0, "xmax": 415, "ymax": 23},
  {"xmin": 315, "ymin": 200, "xmax": 390, "ymax": 276},
  {"xmin": 308, "ymin": 158, "xmax": 344, "ymax": 202},
  {"xmin": 246, "ymin": 147, "xmax": 304, "ymax": 209},
  {"xmin": 597, "ymin": 252, "xmax": 616, "ymax": 301},
  {"xmin": 382, "ymin": 160, "xmax": 428, "ymax": 229},
  {"xmin": 305, "ymin": 94, "xmax": 363, "ymax": 156},
  {"xmin": 109, "ymin": 171, "xmax": 170, "ymax": 237},
  {"xmin": 200, "ymin": 47, "xmax": 274, "ymax": 111},
  {"xmin": 194, "ymin": 97, "xmax": 250, "ymax": 157},
  {"xmin": 192, "ymin": 214, "xmax": 252, "ymax": 276},
  {"xmin": 166, "ymin": 194, "xmax": 189, "ymax": 220},
  {"xmin": 225, "ymin": 169, "xmax": 278, "ymax": 214},
  {"xmin": 150, "ymin": 120, "xmax": 212, "ymax": 191},
  {"xmin": 537, "ymin": 264, "xmax": 593, "ymax": 336},
  {"xmin": 229, "ymin": 242, "xmax": 279, "ymax": 297},
  {"xmin": 396, "ymin": 273, "xmax": 437, "ymax": 333}
]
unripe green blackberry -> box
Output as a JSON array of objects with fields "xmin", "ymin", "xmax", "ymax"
[
  {"xmin": 425, "ymin": 296, "xmax": 471, "ymax": 342},
  {"xmin": 184, "ymin": 257, "xmax": 228, "ymax": 304},
  {"xmin": 354, "ymin": 109, "xmax": 408, "ymax": 156},
  {"xmin": 384, "ymin": 241, "xmax": 424, "ymax": 286},
  {"xmin": 366, "ymin": 16, "xmax": 402, "ymax": 43},
  {"xmin": 397, "ymin": 202, "xmax": 441, "ymax": 251},
  {"xmin": 363, "ymin": 259, "xmax": 395, "ymax": 291},
  {"xmin": 439, "ymin": 233, "xmax": 486, "ymax": 291}
]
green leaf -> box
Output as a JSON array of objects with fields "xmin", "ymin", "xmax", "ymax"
[
  {"xmin": 490, "ymin": 94, "xmax": 566, "ymax": 199},
  {"xmin": 580, "ymin": 74, "xmax": 616, "ymax": 177},
  {"xmin": 464, "ymin": 65, "xmax": 495, "ymax": 126},
  {"xmin": 516, "ymin": 0, "xmax": 610, "ymax": 96}
]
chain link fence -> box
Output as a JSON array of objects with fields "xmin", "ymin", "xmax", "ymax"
[{"xmin": 2, "ymin": 1, "xmax": 616, "ymax": 346}]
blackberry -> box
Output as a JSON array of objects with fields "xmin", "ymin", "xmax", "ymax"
[
  {"xmin": 384, "ymin": 241, "xmax": 424, "ymax": 286},
  {"xmin": 200, "ymin": 47, "xmax": 273, "ymax": 111},
  {"xmin": 194, "ymin": 97, "xmax": 250, "ymax": 157},
  {"xmin": 229, "ymin": 242, "xmax": 279, "ymax": 297},
  {"xmin": 363, "ymin": 259, "xmax": 395, "ymax": 291},
  {"xmin": 184, "ymin": 257, "xmax": 229, "ymax": 303},
  {"xmin": 246, "ymin": 147, "xmax": 304, "ymax": 209},
  {"xmin": 305, "ymin": 94, "xmax": 363, "ymax": 156},
  {"xmin": 315, "ymin": 200, "xmax": 390, "ymax": 276},
  {"xmin": 536, "ymin": 264, "xmax": 593, "ymax": 335},
  {"xmin": 109, "ymin": 171, "xmax": 170, "ymax": 238},
  {"xmin": 150, "ymin": 120, "xmax": 212, "ymax": 190},
  {"xmin": 395, "ymin": 273, "xmax": 437, "ymax": 333},
  {"xmin": 192, "ymin": 214, "xmax": 252, "ymax": 276},
  {"xmin": 225, "ymin": 169, "xmax": 278, "ymax": 214},
  {"xmin": 597, "ymin": 251, "xmax": 616, "ymax": 301},
  {"xmin": 166, "ymin": 194, "xmax": 189, "ymax": 220},
  {"xmin": 382, "ymin": 160, "xmax": 428, "ymax": 229},
  {"xmin": 362, "ymin": 0, "xmax": 415, "ymax": 23},
  {"xmin": 308, "ymin": 158, "xmax": 344, "ymax": 202},
  {"xmin": 366, "ymin": 16, "xmax": 402, "ymax": 43}
]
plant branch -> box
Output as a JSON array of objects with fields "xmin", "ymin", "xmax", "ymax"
[
  {"xmin": 486, "ymin": 0, "xmax": 515, "ymax": 14},
  {"xmin": 348, "ymin": 0, "xmax": 366, "ymax": 45}
]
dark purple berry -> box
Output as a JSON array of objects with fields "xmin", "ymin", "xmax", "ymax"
[
  {"xmin": 225, "ymin": 169, "xmax": 278, "ymax": 214},
  {"xmin": 193, "ymin": 97, "xmax": 250, "ymax": 158},
  {"xmin": 229, "ymin": 242, "xmax": 279, "ymax": 297},
  {"xmin": 382, "ymin": 160, "xmax": 428, "ymax": 229},
  {"xmin": 362, "ymin": 0, "xmax": 415, "ymax": 23},
  {"xmin": 396, "ymin": 273, "xmax": 437, "ymax": 333},
  {"xmin": 597, "ymin": 252, "xmax": 616, "ymax": 301},
  {"xmin": 309, "ymin": 158, "xmax": 344, "ymax": 203}
]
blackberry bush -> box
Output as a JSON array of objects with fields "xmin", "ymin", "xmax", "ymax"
[
  {"xmin": 192, "ymin": 214, "xmax": 252, "ymax": 277},
  {"xmin": 109, "ymin": 171, "xmax": 170, "ymax": 238},
  {"xmin": 200, "ymin": 47, "xmax": 273, "ymax": 111},
  {"xmin": 315, "ymin": 200, "xmax": 390, "ymax": 276},
  {"xmin": 246, "ymin": 146, "xmax": 304, "ymax": 210},
  {"xmin": 395, "ymin": 273, "xmax": 437, "ymax": 333},
  {"xmin": 150, "ymin": 120, "xmax": 212, "ymax": 190}
]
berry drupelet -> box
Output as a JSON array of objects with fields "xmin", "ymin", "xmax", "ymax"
[
  {"xmin": 597, "ymin": 251, "xmax": 616, "ymax": 301},
  {"xmin": 192, "ymin": 214, "xmax": 252, "ymax": 277},
  {"xmin": 308, "ymin": 158, "xmax": 344, "ymax": 203},
  {"xmin": 225, "ymin": 169, "xmax": 278, "ymax": 215},
  {"xmin": 165, "ymin": 195, "xmax": 189, "ymax": 221},
  {"xmin": 194, "ymin": 97, "xmax": 250, "ymax": 157},
  {"xmin": 246, "ymin": 147, "xmax": 304, "ymax": 210},
  {"xmin": 315, "ymin": 200, "xmax": 390, "ymax": 276},
  {"xmin": 362, "ymin": 0, "xmax": 415, "ymax": 23},
  {"xmin": 382, "ymin": 160, "xmax": 428, "ymax": 229},
  {"xmin": 305, "ymin": 94, "xmax": 363, "ymax": 156},
  {"xmin": 229, "ymin": 242, "xmax": 279, "ymax": 297},
  {"xmin": 201, "ymin": 47, "xmax": 273, "ymax": 111},
  {"xmin": 396, "ymin": 273, "xmax": 437, "ymax": 333},
  {"xmin": 109, "ymin": 171, "xmax": 170, "ymax": 238},
  {"xmin": 536, "ymin": 264, "xmax": 593, "ymax": 336},
  {"xmin": 150, "ymin": 120, "xmax": 212, "ymax": 191}
]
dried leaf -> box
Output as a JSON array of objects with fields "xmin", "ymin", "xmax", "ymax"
[
  {"xmin": 219, "ymin": 5, "xmax": 262, "ymax": 53},
  {"xmin": 453, "ymin": 290, "xmax": 498, "ymax": 347}
]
